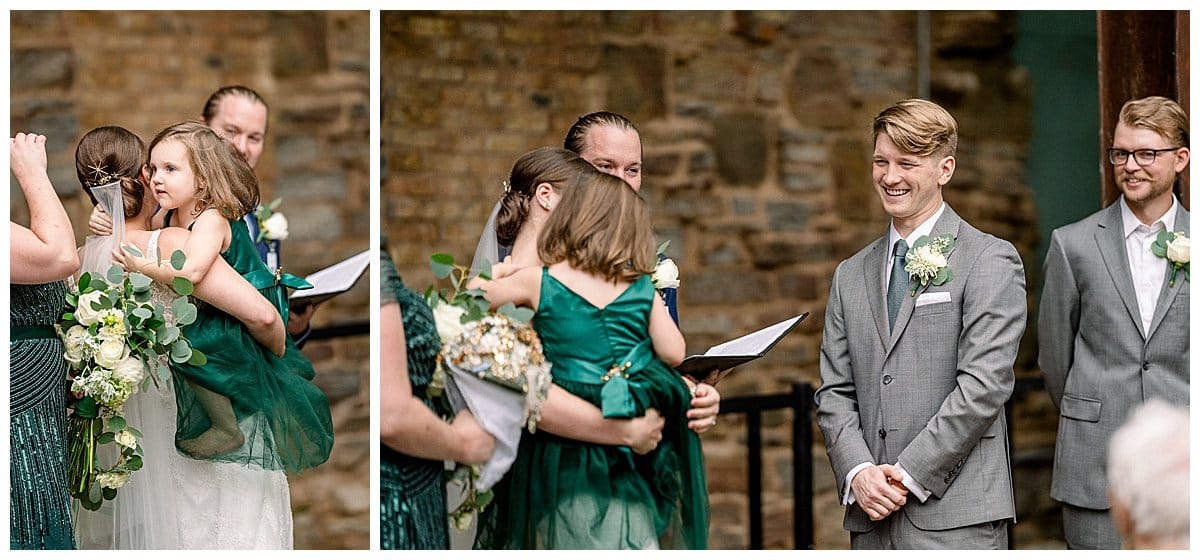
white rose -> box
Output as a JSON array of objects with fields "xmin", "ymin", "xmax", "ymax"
[
  {"xmin": 112, "ymin": 356, "xmax": 147, "ymax": 385},
  {"xmin": 96, "ymin": 471, "xmax": 129, "ymax": 490},
  {"xmin": 114, "ymin": 430, "xmax": 138, "ymax": 450},
  {"xmin": 75, "ymin": 291, "xmax": 106, "ymax": 326},
  {"xmin": 433, "ymin": 302, "xmax": 466, "ymax": 342},
  {"xmin": 95, "ymin": 338, "xmax": 130, "ymax": 370},
  {"xmin": 63, "ymin": 325, "xmax": 90, "ymax": 368},
  {"xmin": 653, "ymin": 258, "xmax": 681, "ymax": 290},
  {"xmin": 1167, "ymin": 233, "xmax": 1190, "ymax": 264},
  {"xmin": 261, "ymin": 212, "xmax": 289, "ymax": 241}
]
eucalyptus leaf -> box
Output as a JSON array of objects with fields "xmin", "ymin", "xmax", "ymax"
[
  {"xmin": 497, "ymin": 302, "xmax": 534, "ymax": 324},
  {"xmin": 478, "ymin": 259, "xmax": 492, "ymax": 280},
  {"xmin": 174, "ymin": 302, "xmax": 197, "ymax": 325},
  {"xmin": 170, "ymin": 250, "xmax": 187, "ymax": 270},
  {"xmin": 132, "ymin": 307, "xmax": 153, "ymax": 320},
  {"xmin": 107, "ymin": 265, "xmax": 126, "ymax": 285},
  {"xmin": 125, "ymin": 456, "xmax": 144, "ymax": 470},
  {"xmin": 657, "ymin": 240, "xmax": 671, "ymax": 254},
  {"xmin": 430, "ymin": 253, "xmax": 456, "ymax": 279},
  {"xmin": 102, "ymin": 487, "xmax": 118, "ymax": 500},
  {"xmin": 129, "ymin": 273, "xmax": 153, "ymax": 291},
  {"xmin": 170, "ymin": 340, "xmax": 193, "ymax": 363},
  {"xmin": 74, "ymin": 397, "xmax": 99, "ymax": 419},
  {"xmin": 124, "ymin": 244, "xmax": 144, "ymax": 258},
  {"xmin": 97, "ymin": 432, "xmax": 115, "ymax": 444},
  {"xmin": 172, "ymin": 277, "xmax": 194, "ymax": 296},
  {"xmin": 187, "ymin": 349, "xmax": 208, "ymax": 366},
  {"xmin": 88, "ymin": 481, "xmax": 102, "ymax": 504},
  {"xmin": 78, "ymin": 272, "xmax": 92, "ymax": 291},
  {"xmin": 108, "ymin": 416, "xmax": 127, "ymax": 431}
]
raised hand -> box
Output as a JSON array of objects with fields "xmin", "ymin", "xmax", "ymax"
[
  {"xmin": 10, "ymin": 132, "xmax": 49, "ymax": 181},
  {"xmin": 850, "ymin": 463, "xmax": 908, "ymax": 521}
]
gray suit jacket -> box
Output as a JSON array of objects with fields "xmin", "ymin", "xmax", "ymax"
[
  {"xmin": 816, "ymin": 205, "xmax": 1026, "ymax": 532},
  {"xmin": 1039, "ymin": 201, "xmax": 1190, "ymax": 510}
]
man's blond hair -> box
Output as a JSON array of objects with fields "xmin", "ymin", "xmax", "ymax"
[
  {"xmin": 873, "ymin": 98, "xmax": 959, "ymax": 158},
  {"xmin": 1119, "ymin": 96, "xmax": 1189, "ymax": 148}
]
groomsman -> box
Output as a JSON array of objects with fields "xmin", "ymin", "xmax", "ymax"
[
  {"xmin": 1038, "ymin": 95, "xmax": 1190, "ymax": 549},
  {"xmin": 815, "ymin": 99, "xmax": 1025, "ymax": 549},
  {"xmin": 201, "ymin": 85, "xmax": 318, "ymax": 345}
]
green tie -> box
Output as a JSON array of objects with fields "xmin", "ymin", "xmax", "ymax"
[{"xmin": 887, "ymin": 239, "xmax": 909, "ymax": 330}]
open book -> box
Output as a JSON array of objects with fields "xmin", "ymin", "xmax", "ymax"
[
  {"xmin": 675, "ymin": 313, "xmax": 809, "ymax": 376},
  {"xmin": 288, "ymin": 249, "xmax": 371, "ymax": 307}
]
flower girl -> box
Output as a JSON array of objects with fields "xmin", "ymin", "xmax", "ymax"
[
  {"xmin": 472, "ymin": 167, "xmax": 708, "ymax": 549},
  {"xmin": 116, "ymin": 122, "xmax": 332, "ymax": 472}
]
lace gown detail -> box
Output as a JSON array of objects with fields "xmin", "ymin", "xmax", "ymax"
[
  {"xmin": 379, "ymin": 251, "xmax": 450, "ymax": 550},
  {"xmin": 73, "ymin": 230, "xmax": 294, "ymax": 549},
  {"xmin": 475, "ymin": 270, "xmax": 709, "ymax": 549},
  {"xmin": 9, "ymin": 281, "xmax": 75, "ymax": 550}
]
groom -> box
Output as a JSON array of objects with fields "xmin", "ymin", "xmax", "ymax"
[{"xmin": 815, "ymin": 99, "xmax": 1026, "ymax": 548}]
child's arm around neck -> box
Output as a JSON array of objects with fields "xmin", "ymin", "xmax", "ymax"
[{"xmin": 117, "ymin": 208, "xmax": 229, "ymax": 286}]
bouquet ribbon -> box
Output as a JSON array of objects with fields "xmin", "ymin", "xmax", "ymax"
[{"xmin": 552, "ymin": 338, "xmax": 654, "ymax": 419}]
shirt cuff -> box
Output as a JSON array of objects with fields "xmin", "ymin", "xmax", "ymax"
[
  {"xmin": 843, "ymin": 462, "xmax": 874, "ymax": 505},
  {"xmin": 896, "ymin": 462, "xmax": 931, "ymax": 503}
]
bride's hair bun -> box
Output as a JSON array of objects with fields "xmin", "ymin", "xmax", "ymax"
[
  {"xmin": 495, "ymin": 147, "xmax": 593, "ymax": 247},
  {"xmin": 75, "ymin": 126, "xmax": 147, "ymax": 219}
]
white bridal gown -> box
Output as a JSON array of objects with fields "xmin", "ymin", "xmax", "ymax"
[{"xmin": 73, "ymin": 229, "xmax": 294, "ymax": 549}]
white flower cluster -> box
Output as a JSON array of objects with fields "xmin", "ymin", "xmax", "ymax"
[
  {"xmin": 260, "ymin": 212, "xmax": 289, "ymax": 241},
  {"xmin": 96, "ymin": 471, "xmax": 130, "ymax": 490},
  {"xmin": 905, "ymin": 244, "xmax": 948, "ymax": 282},
  {"xmin": 437, "ymin": 309, "xmax": 553, "ymax": 432}
]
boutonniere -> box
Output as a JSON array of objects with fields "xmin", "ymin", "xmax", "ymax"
[
  {"xmin": 652, "ymin": 241, "xmax": 680, "ymax": 293},
  {"xmin": 253, "ymin": 197, "xmax": 289, "ymax": 242},
  {"xmin": 1152, "ymin": 231, "xmax": 1190, "ymax": 287},
  {"xmin": 904, "ymin": 234, "xmax": 956, "ymax": 296}
]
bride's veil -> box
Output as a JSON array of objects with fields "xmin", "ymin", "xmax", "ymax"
[
  {"xmin": 470, "ymin": 199, "xmax": 503, "ymax": 275},
  {"xmin": 78, "ymin": 181, "xmax": 126, "ymax": 277}
]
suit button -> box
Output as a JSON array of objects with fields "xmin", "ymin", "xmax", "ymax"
[
  {"xmin": 1143, "ymin": 362, "xmax": 1151, "ymax": 371},
  {"xmin": 882, "ymin": 374, "xmax": 893, "ymax": 385},
  {"xmin": 879, "ymin": 428, "xmax": 887, "ymax": 439}
]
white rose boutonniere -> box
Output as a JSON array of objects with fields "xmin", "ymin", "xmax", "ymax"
[
  {"xmin": 653, "ymin": 258, "xmax": 680, "ymax": 291},
  {"xmin": 254, "ymin": 198, "xmax": 288, "ymax": 242},
  {"xmin": 652, "ymin": 240, "xmax": 680, "ymax": 293},
  {"xmin": 904, "ymin": 234, "xmax": 956, "ymax": 296},
  {"xmin": 1152, "ymin": 231, "xmax": 1190, "ymax": 287}
]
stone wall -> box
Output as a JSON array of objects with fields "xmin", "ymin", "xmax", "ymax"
[
  {"xmin": 10, "ymin": 10, "xmax": 371, "ymax": 550},
  {"xmin": 383, "ymin": 10, "xmax": 1058, "ymax": 549}
]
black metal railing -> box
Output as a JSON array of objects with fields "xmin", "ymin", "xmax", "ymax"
[
  {"xmin": 306, "ymin": 320, "xmax": 370, "ymax": 341},
  {"xmin": 717, "ymin": 381, "xmax": 815, "ymax": 549}
]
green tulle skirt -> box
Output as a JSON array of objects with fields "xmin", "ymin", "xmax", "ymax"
[
  {"xmin": 171, "ymin": 284, "xmax": 334, "ymax": 473},
  {"xmin": 475, "ymin": 363, "xmax": 709, "ymax": 550}
]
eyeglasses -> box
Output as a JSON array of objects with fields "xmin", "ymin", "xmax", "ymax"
[{"xmin": 1107, "ymin": 147, "xmax": 1181, "ymax": 166}]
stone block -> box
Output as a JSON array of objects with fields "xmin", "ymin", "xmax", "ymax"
[
  {"xmin": 276, "ymin": 169, "xmax": 347, "ymax": 201},
  {"xmin": 271, "ymin": 12, "xmax": 329, "ymax": 78},
  {"xmin": 765, "ymin": 200, "xmax": 810, "ymax": 231},
  {"xmin": 602, "ymin": 44, "xmax": 666, "ymax": 124},
  {"xmin": 686, "ymin": 270, "xmax": 772, "ymax": 305},
  {"xmin": 830, "ymin": 137, "xmax": 876, "ymax": 222},
  {"xmin": 787, "ymin": 47, "xmax": 857, "ymax": 129},
  {"xmin": 713, "ymin": 111, "xmax": 768, "ymax": 186},
  {"xmin": 11, "ymin": 48, "xmax": 74, "ymax": 92}
]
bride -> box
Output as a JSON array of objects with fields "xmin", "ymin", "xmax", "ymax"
[{"xmin": 71, "ymin": 126, "xmax": 294, "ymax": 549}]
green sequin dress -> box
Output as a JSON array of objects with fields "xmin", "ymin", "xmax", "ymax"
[
  {"xmin": 476, "ymin": 270, "xmax": 709, "ymax": 549},
  {"xmin": 9, "ymin": 281, "xmax": 75, "ymax": 550},
  {"xmin": 379, "ymin": 251, "xmax": 449, "ymax": 550},
  {"xmin": 166, "ymin": 212, "xmax": 334, "ymax": 473}
]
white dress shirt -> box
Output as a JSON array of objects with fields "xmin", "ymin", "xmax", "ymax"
[
  {"xmin": 842, "ymin": 203, "xmax": 947, "ymax": 506},
  {"xmin": 1119, "ymin": 196, "xmax": 1178, "ymax": 337}
]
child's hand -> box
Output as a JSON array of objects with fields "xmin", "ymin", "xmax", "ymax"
[
  {"xmin": 89, "ymin": 205, "xmax": 113, "ymax": 236},
  {"xmin": 490, "ymin": 258, "xmax": 519, "ymax": 279},
  {"xmin": 687, "ymin": 383, "xmax": 721, "ymax": 434},
  {"xmin": 112, "ymin": 244, "xmax": 145, "ymax": 272}
]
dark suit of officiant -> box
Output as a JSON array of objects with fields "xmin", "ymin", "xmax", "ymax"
[{"xmin": 816, "ymin": 205, "xmax": 1025, "ymax": 548}]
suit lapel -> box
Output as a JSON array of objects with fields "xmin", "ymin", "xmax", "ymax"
[
  {"xmin": 1094, "ymin": 203, "xmax": 1145, "ymax": 340},
  {"xmin": 1146, "ymin": 207, "xmax": 1190, "ymax": 341},
  {"xmin": 886, "ymin": 206, "xmax": 962, "ymax": 356},
  {"xmin": 863, "ymin": 237, "xmax": 889, "ymax": 349}
]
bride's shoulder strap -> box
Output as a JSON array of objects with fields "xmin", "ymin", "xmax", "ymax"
[{"xmin": 147, "ymin": 229, "xmax": 162, "ymax": 260}]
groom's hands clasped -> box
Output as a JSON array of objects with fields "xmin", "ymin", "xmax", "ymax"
[{"xmin": 851, "ymin": 463, "xmax": 908, "ymax": 521}]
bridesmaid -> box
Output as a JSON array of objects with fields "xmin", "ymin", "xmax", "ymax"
[
  {"xmin": 8, "ymin": 132, "xmax": 81, "ymax": 549},
  {"xmin": 378, "ymin": 243, "xmax": 496, "ymax": 549}
]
